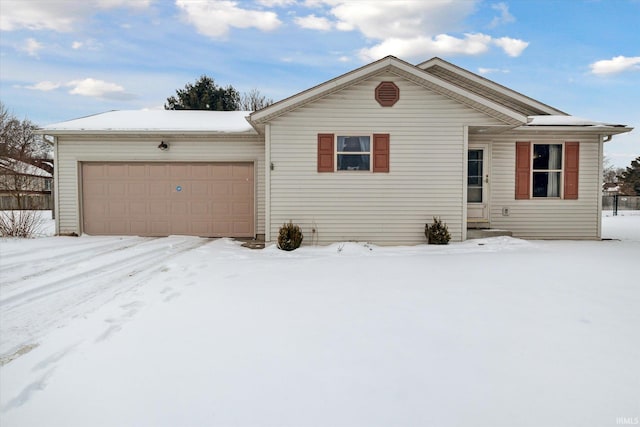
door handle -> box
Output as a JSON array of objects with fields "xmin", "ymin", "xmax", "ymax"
[{"xmin": 485, "ymin": 174, "xmax": 489, "ymax": 183}]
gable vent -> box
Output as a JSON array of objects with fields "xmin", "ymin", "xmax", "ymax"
[{"xmin": 375, "ymin": 81, "xmax": 399, "ymax": 107}]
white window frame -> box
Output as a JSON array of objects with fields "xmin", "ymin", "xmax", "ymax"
[
  {"xmin": 531, "ymin": 143, "xmax": 564, "ymax": 198},
  {"xmin": 335, "ymin": 134, "xmax": 372, "ymax": 172}
]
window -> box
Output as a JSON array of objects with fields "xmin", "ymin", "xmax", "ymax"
[
  {"xmin": 337, "ymin": 136, "xmax": 370, "ymax": 171},
  {"xmin": 515, "ymin": 141, "xmax": 579, "ymax": 200},
  {"xmin": 532, "ymin": 144, "xmax": 562, "ymax": 197},
  {"xmin": 317, "ymin": 133, "xmax": 389, "ymax": 173}
]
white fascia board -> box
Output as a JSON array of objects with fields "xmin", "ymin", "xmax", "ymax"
[
  {"xmin": 513, "ymin": 125, "xmax": 634, "ymax": 135},
  {"xmin": 417, "ymin": 57, "xmax": 566, "ymax": 116},
  {"xmin": 38, "ymin": 129, "xmax": 260, "ymax": 137}
]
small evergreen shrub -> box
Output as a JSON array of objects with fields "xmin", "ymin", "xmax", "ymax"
[
  {"xmin": 425, "ymin": 216, "xmax": 451, "ymax": 245},
  {"xmin": 277, "ymin": 220, "xmax": 303, "ymax": 251}
]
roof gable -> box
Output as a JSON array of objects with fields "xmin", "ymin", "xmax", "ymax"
[
  {"xmin": 250, "ymin": 56, "xmax": 528, "ymax": 126},
  {"xmin": 417, "ymin": 57, "xmax": 566, "ymax": 116}
]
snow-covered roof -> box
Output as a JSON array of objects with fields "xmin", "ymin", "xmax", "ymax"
[
  {"xmin": 520, "ymin": 115, "xmax": 633, "ymax": 135},
  {"xmin": 526, "ymin": 115, "xmax": 628, "ymax": 127},
  {"xmin": 41, "ymin": 110, "xmax": 257, "ymax": 134},
  {"xmin": 0, "ymin": 158, "xmax": 53, "ymax": 178}
]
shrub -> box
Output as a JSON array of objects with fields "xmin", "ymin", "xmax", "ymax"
[
  {"xmin": 277, "ymin": 221, "xmax": 303, "ymax": 251},
  {"xmin": 0, "ymin": 210, "xmax": 45, "ymax": 238},
  {"xmin": 425, "ymin": 216, "xmax": 450, "ymax": 245}
]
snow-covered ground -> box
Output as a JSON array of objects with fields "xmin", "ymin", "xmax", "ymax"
[{"xmin": 0, "ymin": 213, "xmax": 639, "ymax": 426}]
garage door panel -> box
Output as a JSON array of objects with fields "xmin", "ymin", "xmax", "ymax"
[
  {"xmin": 149, "ymin": 200, "xmax": 168, "ymax": 215},
  {"xmin": 212, "ymin": 182, "xmax": 230, "ymax": 196},
  {"xmin": 130, "ymin": 201, "xmax": 147, "ymax": 216},
  {"xmin": 82, "ymin": 162, "xmax": 254, "ymax": 237},
  {"xmin": 169, "ymin": 164, "xmax": 189, "ymax": 177},
  {"xmin": 128, "ymin": 182, "xmax": 146, "ymax": 196},
  {"xmin": 128, "ymin": 164, "xmax": 146, "ymax": 177},
  {"xmin": 149, "ymin": 165, "xmax": 166, "ymax": 178},
  {"xmin": 109, "ymin": 201, "xmax": 127, "ymax": 216},
  {"xmin": 232, "ymin": 201, "xmax": 251, "ymax": 215},
  {"xmin": 191, "ymin": 181, "xmax": 209, "ymax": 196},
  {"xmin": 171, "ymin": 201, "xmax": 188, "ymax": 215},
  {"xmin": 107, "ymin": 164, "xmax": 127, "ymax": 177},
  {"xmin": 149, "ymin": 182, "xmax": 169, "ymax": 196},
  {"xmin": 191, "ymin": 201, "xmax": 209, "ymax": 215},
  {"xmin": 212, "ymin": 202, "xmax": 231, "ymax": 215},
  {"xmin": 108, "ymin": 220, "xmax": 128, "ymax": 234},
  {"xmin": 130, "ymin": 221, "xmax": 147, "ymax": 235},
  {"xmin": 191, "ymin": 164, "xmax": 210, "ymax": 179}
]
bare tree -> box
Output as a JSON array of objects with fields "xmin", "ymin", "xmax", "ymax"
[
  {"xmin": 602, "ymin": 156, "xmax": 625, "ymax": 183},
  {"xmin": 240, "ymin": 88, "xmax": 274, "ymax": 111},
  {"xmin": 0, "ymin": 102, "xmax": 52, "ymax": 209}
]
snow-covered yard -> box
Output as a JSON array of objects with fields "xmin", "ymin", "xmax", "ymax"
[{"xmin": 1, "ymin": 212, "xmax": 639, "ymax": 426}]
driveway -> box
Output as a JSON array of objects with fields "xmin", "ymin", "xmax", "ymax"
[{"xmin": 0, "ymin": 235, "xmax": 213, "ymax": 362}]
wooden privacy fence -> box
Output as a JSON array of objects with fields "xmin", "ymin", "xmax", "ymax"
[{"xmin": 0, "ymin": 194, "xmax": 53, "ymax": 210}]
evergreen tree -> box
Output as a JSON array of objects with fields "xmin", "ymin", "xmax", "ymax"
[
  {"xmin": 164, "ymin": 75, "xmax": 240, "ymax": 111},
  {"xmin": 618, "ymin": 156, "xmax": 640, "ymax": 195}
]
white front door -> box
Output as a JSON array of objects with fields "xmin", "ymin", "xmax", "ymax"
[{"xmin": 467, "ymin": 145, "xmax": 489, "ymax": 223}]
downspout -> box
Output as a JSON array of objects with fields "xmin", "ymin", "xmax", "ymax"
[
  {"xmin": 264, "ymin": 123, "xmax": 271, "ymax": 243},
  {"xmin": 51, "ymin": 135, "xmax": 60, "ymax": 235}
]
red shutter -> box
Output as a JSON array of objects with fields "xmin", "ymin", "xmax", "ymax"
[
  {"xmin": 564, "ymin": 142, "xmax": 579, "ymax": 199},
  {"xmin": 515, "ymin": 141, "xmax": 531, "ymax": 199},
  {"xmin": 317, "ymin": 133, "xmax": 334, "ymax": 172},
  {"xmin": 372, "ymin": 133, "xmax": 390, "ymax": 173}
]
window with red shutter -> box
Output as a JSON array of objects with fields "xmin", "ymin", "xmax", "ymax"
[
  {"xmin": 373, "ymin": 133, "xmax": 390, "ymax": 173},
  {"xmin": 564, "ymin": 142, "xmax": 579, "ymax": 199},
  {"xmin": 317, "ymin": 133, "xmax": 334, "ymax": 172},
  {"xmin": 515, "ymin": 142, "xmax": 531, "ymax": 199}
]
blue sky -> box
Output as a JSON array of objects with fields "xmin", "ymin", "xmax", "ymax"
[{"xmin": 0, "ymin": 0, "xmax": 638, "ymax": 167}]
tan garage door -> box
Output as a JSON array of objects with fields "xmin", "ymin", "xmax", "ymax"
[{"xmin": 82, "ymin": 162, "xmax": 254, "ymax": 237}]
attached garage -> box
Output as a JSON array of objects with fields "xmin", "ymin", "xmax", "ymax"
[
  {"xmin": 82, "ymin": 162, "xmax": 254, "ymax": 237},
  {"xmin": 42, "ymin": 110, "xmax": 265, "ymax": 238}
]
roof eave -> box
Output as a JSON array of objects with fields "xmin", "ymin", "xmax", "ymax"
[
  {"xmin": 514, "ymin": 125, "xmax": 633, "ymax": 135},
  {"xmin": 417, "ymin": 57, "xmax": 567, "ymax": 116},
  {"xmin": 38, "ymin": 129, "xmax": 259, "ymax": 137},
  {"xmin": 250, "ymin": 55, "xmax": 527, "ymax": 126}
]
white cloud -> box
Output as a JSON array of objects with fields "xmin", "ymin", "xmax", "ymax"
[
  {"xmin": 297, "ymin": 1, "xmax": 528, "ymax": 61},
  {"xmin": 72, "ymin": 41, "xmax": 84, "ymax": 50},
  {"xmin": 360, "ymin": 33, "xmax": 493, "ymax": 61},
  {"xmin": 489, "ymin": 2, "xmax": 515, "ymax": 28},
  {"xmin": 328, "ymin": 0, "xmax": 477, "ymax": 39},
  {"xmin": 295, "ymin": 14, "xmax": 332, "ymax": 31},
  {"xmin": 0, "ymin": 0, "xmax": 152, "ymax": 32},
  {"xmin": 23, "ymin": 38, "xmax": 43, "ymax": 57},
  {"xmin": 256, "ymin": 0, "xmax": 297, "ymax": 6},
  {"xmin": 66, "ymin": 78, "xmax": 135, "ymax": 100},
  {"xmin": 478, "ymin": 67, "xmax": 509, "ymax": 75},
  {"xmin": 493, "ymin": 37, "xmax": 528, "ymax": 57},
  {"xmin": 176, "ymin": 0, "xmax": 281, "ymax": 38},
  {"xmin": 24, "ymin": 81, "xmax": 62, "ymax": 91},
  {"xmin": 590, "ymin": 56, "xmax": 640, "ymax": 75}
]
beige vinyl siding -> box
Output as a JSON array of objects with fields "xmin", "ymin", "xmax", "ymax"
[
  {"xmin": 472, "ymin": 131, "xmax": 602, "ymax": 239},
  {"xmin": 268, "ymin": 72, "xmax": 505, "ymax": 245},
  {"xmin": 55, "ymin": 135, "xmax": 265, "ymax": 236}
]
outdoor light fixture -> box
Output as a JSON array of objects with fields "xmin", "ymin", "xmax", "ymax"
[{"xmin": 158, "ymin": 141, "xmax": 169, "ymax": 151}]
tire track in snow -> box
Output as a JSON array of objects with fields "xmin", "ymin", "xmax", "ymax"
[
  {"xmin": 0, "ymin": 237, "xmax": 209, "ymax": 308},
  {"xmin": 0, "ymin": 236, "xmax": 147, "ymax": 262},
  {"xmin": 0, "ymin": 237, "xmax": 160, "ymax": 288},
  {"xmin": 0, "ymin": 237, "xmax": 213, "ymax": 359}
]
